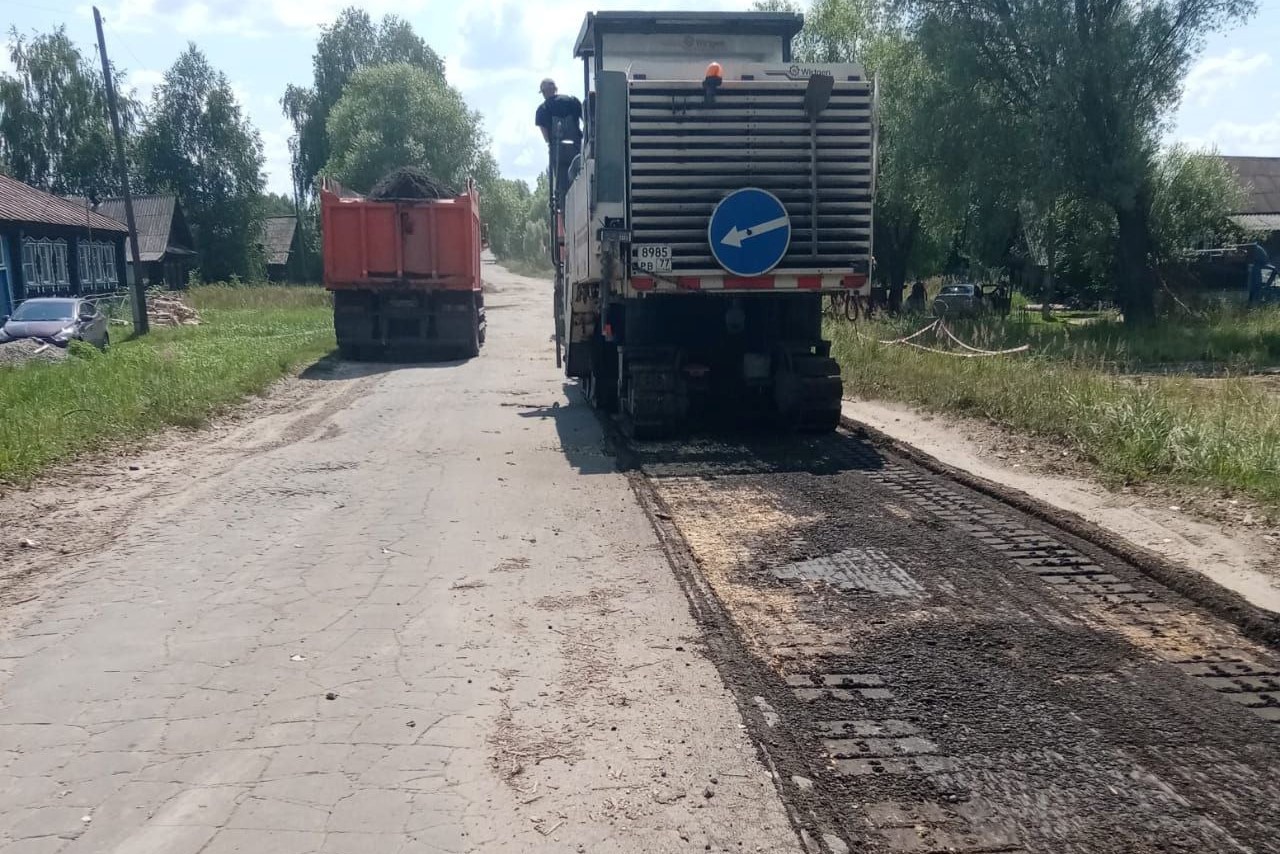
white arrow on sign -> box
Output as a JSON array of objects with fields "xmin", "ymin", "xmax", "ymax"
[{"xmin": 720, "ymin": 215, "xmax": 790, "ymax": 248}]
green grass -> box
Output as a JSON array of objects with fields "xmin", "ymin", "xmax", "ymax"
[
  {"xmin": 187, "ymin": 283, "xmax": 329, "ymax": 311},
  {"xmin": 0, "ymin": 285, "xmax": 334, "ymax": 482},
  {"xmin": 829, "ymin": 308, "xmax": 1280, "ymax": 509},
  {"xmin": 861, "ymin": 304, "xmax": 1280, "ymax": 370}
]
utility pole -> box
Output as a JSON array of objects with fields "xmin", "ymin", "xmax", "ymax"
[
  {"xmin": 293, "ymin": 180, "xmax": 309, "ymax": 280},
  {"xmin": 94, "ymin": 6, "xmax": 148, "ymax": 334}
]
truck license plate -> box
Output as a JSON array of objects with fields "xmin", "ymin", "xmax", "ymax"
[{"xmin": 633, "ymin": 244, "xmax": 672, "ymax": 273}]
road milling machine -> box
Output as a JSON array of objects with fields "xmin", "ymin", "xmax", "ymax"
[{"xmin": 550, "ymin": 10, "xmax": 877, "ymax": 436}]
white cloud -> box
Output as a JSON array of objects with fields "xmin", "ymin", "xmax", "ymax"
[
  {"xmin": 258, "ymin": 118, "xmax": 295, "ymax": 195},
  {"xmin": 267, "ymin": 0, "xmax": 451, "ymax": 31},
  {"xmin": 229, "ymin": 80, "xmax": 253, "ymax": 111},
  {"xmin": 1180, "ymin": 112, "xmax": 1280, "ymax": 156},
  {"xmin": 124, "ymin": 67, "xmax": 164, "ymax": 101},
  {"xmin": 96, "ymin": 0, "xmax": 450, "ymax": 38},
  {"xmin": 1183, "ymin": 49, "xmax": 1272, "ymax": 107}
]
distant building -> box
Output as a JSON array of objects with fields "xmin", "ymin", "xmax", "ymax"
[
  {"xmin": 1222, "ymin": 156, "xmax": 1280, "ymax": 255},
  {"xmin": 93, "ymin": 194, "xmax": 197, "ymax": 288},
  {"xmin": 0, "ymin": 175, "xmax": 129, "ymax": 318},
  {"xmin": 261, "ymin": 216, "xmax": 304, "ymax": 282}
]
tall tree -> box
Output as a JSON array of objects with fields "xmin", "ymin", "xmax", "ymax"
[
  {"xmin": 0, "ymin": 26, "xmax": 135, "ymax": 196},
  {"xmin": 914, "ymin": 0, "xmax": 1255, "ymax": 324},
  {"xmin": 765, "ymin": 0, "xmax": 958, "ymax": 294},
  {"xmin": 282, "ymin": 8, "xmax": 444, "ymax": 199},
  {"xmin": 1149, "ymin": 145, "xmax": 1244, "ymax": 265},
  {"xmin": 262, "ymin": 191, "xmax": 297, "ymax": 217},
  {"xmin": 137, "ymin": 45, "xmax": 266, "ymax": 281},
  {"xmin": 322, "ymin": 63, "xmax": 483, "ymax": 194},
  {"xmin": 472, "ymin": 151, "xmax": 534, "ymax": 261}
]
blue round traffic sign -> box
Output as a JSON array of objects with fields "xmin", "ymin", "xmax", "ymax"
[{"xmin": 708, "ymin": 188, "xmax": 791, "ymax": 277}]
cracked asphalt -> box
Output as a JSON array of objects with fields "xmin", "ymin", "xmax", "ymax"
[{"xmin": 0, "ymin": 263, "xmax": 800, "ymax": 854}]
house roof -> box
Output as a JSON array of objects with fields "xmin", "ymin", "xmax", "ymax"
[
  {"xmin": 1232, "ymin": 213, "xmax": 1280, "ymax": 233},
  {"xmin": 1222, "ymin": 156, "xmax": 1280, "ymax": 215},
  {"xmin": 262, "ymin": 216, "xmax": 298, "ymax": 266},
  {"xmin": 94, "ymin": 194, "xmax": 194, "ymax": 262},
  {"xmin": 0, "ymin": 175, "xmax": 129, "ymax": 233}
]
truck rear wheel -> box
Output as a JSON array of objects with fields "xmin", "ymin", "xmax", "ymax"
[
  {"xmin": 583, "ymin": 340, "xmax": 618, "ymax": 413},
  {"xmin": 460, "ymin": 300, "xmax": 481, "ymax": 359}
]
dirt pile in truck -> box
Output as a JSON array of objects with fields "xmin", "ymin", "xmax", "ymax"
[{"xmin": 367, "ymin": 167, "xmax": 456, "ymax": 201}]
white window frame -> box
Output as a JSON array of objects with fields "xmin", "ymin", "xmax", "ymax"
[
  {"xmin": 103, "ymin": 243, "xmax": 118, "ymax": 284},
  {"xmin": 31, "ymin": 239, "xmax": 56, "ymax": 292},
  {"xmin": 53, "ymin": 240, "xmax": 68, "ymax": 286},
  {"xmin": 21, "ymin": 240, "xmax": 36, "ymax": 286},
  {"xmin": 92, "ymin": 243, "xmax": 105, "ymax": 287}
]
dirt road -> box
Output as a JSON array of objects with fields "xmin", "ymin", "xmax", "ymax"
[{"xmin": 0, "ymin": 263, "xmax": 799, "ymax": 853}]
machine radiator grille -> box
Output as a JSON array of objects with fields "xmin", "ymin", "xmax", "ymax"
[{"xmin": 628, "ymin": 76, "xmax": 874, "ymax": 277}]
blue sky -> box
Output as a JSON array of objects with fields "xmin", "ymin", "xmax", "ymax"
[{"xmin": 5, "ymin": 0, "xmax": 1278, "ymax": 195}]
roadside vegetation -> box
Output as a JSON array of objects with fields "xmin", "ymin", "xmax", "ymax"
[
  {"xmin": 830, "ymin": 308, "xmax": 1280, "ymax": 508},
  {"xmin": 0, "ymin": 285, "xmax": 333, "ymax": 482}
]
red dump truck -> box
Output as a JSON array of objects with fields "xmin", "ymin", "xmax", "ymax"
[{"xmin": 320, "ymin": 177, "xmax": 485, "ymax": 360}]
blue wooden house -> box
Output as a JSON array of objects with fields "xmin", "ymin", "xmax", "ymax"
[{"xmin": 0, "ymin": 175, "xmax": 130, "ymax": 318}]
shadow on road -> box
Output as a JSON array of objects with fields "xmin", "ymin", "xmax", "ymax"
[
  {"xmin": 516, "ymin": 384, "xmax": 618, "ymax": 476},
  {"xmin": 300, "ymin": 351, "xmax": 475, "ymax": 381},
  {"xmin": 519, "ymin": 379, "xmax": 891, "ymax": 480}
]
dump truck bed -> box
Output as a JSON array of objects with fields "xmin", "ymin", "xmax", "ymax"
[
  {"xmin": 320, "ymin": 180, "xmax": 485, "ymax": 360},
  {"xmin": 321, "ymin": 184, "xmax": 482, "ymax": 292}
]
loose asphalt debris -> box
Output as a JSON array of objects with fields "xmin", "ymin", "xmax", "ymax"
[
  {"xmin": 0, "ymin": 339, "xmax": 70, "ymax": 368},
  {"xmin": 367, "ymin": 166, "xmax": 457, "ymax": 201},
  {"xmin": 628, "ymin": 430, "xmax": 1280, "ymax": 854}
]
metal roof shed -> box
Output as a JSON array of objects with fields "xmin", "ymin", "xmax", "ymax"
[{"xmin": 94, "ymin": 194, "xmax": 197, "ymax": 288}]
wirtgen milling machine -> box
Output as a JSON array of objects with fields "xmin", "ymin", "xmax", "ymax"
[{"xmin": 550, "ymin": 11, "xmax": 876, "ymax": 436}]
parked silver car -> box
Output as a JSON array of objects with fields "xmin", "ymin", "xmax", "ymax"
[{"xmin": 0, "ymin": 298, "xmax": 110, "ymax": 349}]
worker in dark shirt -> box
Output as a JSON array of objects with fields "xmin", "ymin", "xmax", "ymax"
[
  {"xmin": 536, "ymin": 78, "xmax": 583, "ymax": 146},
  {"xmin": 536, "ymin": 79, "xmax": 583, "ymax": 211}
]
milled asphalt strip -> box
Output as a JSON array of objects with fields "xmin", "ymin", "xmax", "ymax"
[{"xmin": 840, "ymin": 413, "xmax": 1280, "ymax": 648}]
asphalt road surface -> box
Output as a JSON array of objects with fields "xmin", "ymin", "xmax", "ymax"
[
  {"xmin": 0, "ymin": 263, "xmax": 799, "ymax": 854},
  {"xmin": 1, "ymin": 262, "xmax": 1277, "ymax": 854}
]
